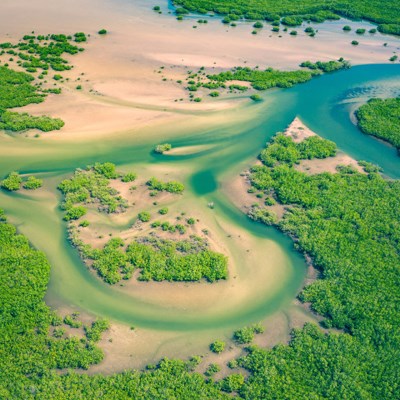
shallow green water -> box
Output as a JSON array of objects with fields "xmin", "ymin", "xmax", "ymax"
[{"xmin": 0, "ymin": 64, "xmax": 399, "ymax": 334}]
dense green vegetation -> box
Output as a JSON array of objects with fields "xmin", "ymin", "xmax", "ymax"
[
  {"xmin": 0, "ymin": 212, "xmax": 106, "ymax": 396},
  {"xmin": 196, "ymin": 60, "xmax": 349, "ymax": 93},
  {"xmin": 0, "ymin": 66, "xmax": 63, "ymax": 132},
  {"xmin": 356, "ymin": 97, "xmax": 400, "ymax": 152},
  {"xmin": 69, "ymin": 228, "xmax": 228, "ymax": 284},
  {"xmin": 240, "ymin": 131, "xmax": 400, "ymax": 398},
  {"xmin": 127, "ymin": 236, "xmax": 227, "ymax": 282},
  {"xmin": 0, "ymin": 33, "xmax": 85, "ymax": 73},
  {"xmin": 172, "ymin": 0, "xmax": 400, "ymax": 36},
  {"xmin": 0, "ymin": 111, "xmax": 64, "ymax": 132},
  {"xmin": 299, "ymin": 58, "xmax": 350, "ymax": 73},
  {"xmin": 0, "ymin": 66, "xmax": 45, "ymax": 109},
  {"xmin": 0, "ymin": 33, "xmax": 88, "ymax": 133}
]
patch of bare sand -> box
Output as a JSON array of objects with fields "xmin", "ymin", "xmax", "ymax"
[
  {"xmin": 18, "ymin": 88, "xmax": 180, "ymax": 140},
  {"xmin": 164, "ymin": 144, "xmax": 215, "ymax": 156},
  {"xmin": 88, "ymin": 300, "xmax": 321, "ymax": 374},
  {"xmin": 222, "ymin": 171, "xmax": 287, "ymax": 220},
  {"xmin": 224, "ymin": 80, "xmax": 253, "ymax": 88},
  {"xmin": 74, "ymin": 177, "xmax": 220, "ymax": 252}
]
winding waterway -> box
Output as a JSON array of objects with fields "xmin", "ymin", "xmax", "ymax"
[{"xmin": 0, "ymin": 64, "xmax": 399, "ymax": 340}]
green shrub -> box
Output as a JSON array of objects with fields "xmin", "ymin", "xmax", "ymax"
[
  {"xmin": 210, "ymin": 340, "xmax": 226, "ymax": 353},
  {"xmin": 64, "ymin": 206, "xmax": 87, "ymax": 221},
  {"xmin": 233, "ymin": 326, "xmax": 255, "ymax": 344},
  {"xmin": 250, "ymin": 94, "xmax": 262, "ymax": 101},
  {"xmin": 23, "ymin": 176, "xmax": 43, "ymax": 190},
  {"xmin": 147, "ymin": 177, "xmax": 185, "ymax": 194},
  {"xmin": 85, "ymin": 319, "xmax": 110, "ymax": 342},
  {"xmin": 205, "ymin": 363, "xmax": 220, "ymax": 377},
  {"xmin": 93, "ymin": 162, "xmax": 118, "ymax": 178},
  {"xmin": 1, "ymin": 172, "xmax": 22, "ymax": 191},
  {"xmin": 281, "ymin": 16, "xmax": 303, "ymax": 26},
  {"xmin": 64, "ymin": 314, "xmax": 82, "ymax": 328},
  {"xmin": 138, "ymin": 211, "xmax": 151, "ymax": 222},
  {"xmin": 74, "ymin": 32, "xmax": 87, "ymax": 43},
  {"xmin": 121, "ymin": 172, "xmax": 137, "ymax": 182},
  {"xmin": 220, "ymin": 374, "xmax": 245, "ymax": 393},
  {"xmin": 154, "ymin": 143, "xmax": 172, "ymax": 154}
]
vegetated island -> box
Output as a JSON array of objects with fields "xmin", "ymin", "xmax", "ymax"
[
  {"xmin": 356, "ymin": 97, "xmax": 400, "ymax": 153},
  {"xmin": 58, "ymin": 162, "xmax": 228, "ymax": 284},
  {"xmin": 0, "ymin": 33, "xmax": 88, "ymax": 133},
  {"xmin": 171, "ymin": 0, "xmax": 400, "ymax": 36},
  {"xmin": 172, "ymin": 59, "xmax": 349, "ymax": 102}
]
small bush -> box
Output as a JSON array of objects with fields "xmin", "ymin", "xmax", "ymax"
[
  {"xmin": 205, "ymin": 363, "xmax": 220, "ymax": 377},
  {"xmin": 1, "ymin": 172, "xmax": 22, "ymax": 191},
  {"xmin": 23, "ymin": 176, "xmax": 43, "ymax": 190},
  {"xmin": 154, "ymin": 143, "xmax": 172, "ymax": 154},
  {"xmin": 250, "ymin": 94, "xmax": 262, "ymax": 102},
  {"xmin": 138, "ymin": 211, "xmax": 151, "ymax": 222},
  {"xmin": 121, "ymin": 172, "xmax": 137, "ymax": 182},
  {"xmin": 210, "ymin": 340, "xmax": 226, "ymax": 353}
]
